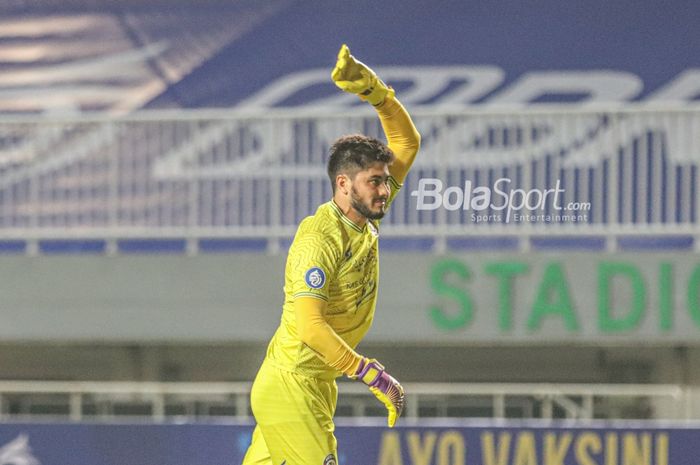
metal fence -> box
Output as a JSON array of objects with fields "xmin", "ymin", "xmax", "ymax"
[
  {"xmin": 0, "ymin": 105, "xmax": 698, "ymax": 251},
  {"xmin": 0, "ymin": 381, "xmax": 692, "ymax": 422}
]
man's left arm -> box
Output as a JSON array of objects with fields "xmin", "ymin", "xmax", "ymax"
[
  {"xmin": 331, "ymin": 44, "xmax": 421, "ymax": 184},
  {"xmin": 375, "ymin": 95, "xmax": 421, "ymax": 184}
]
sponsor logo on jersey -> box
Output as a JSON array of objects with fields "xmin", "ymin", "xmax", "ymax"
[
  {"xmin": 323, "ymin": 454, "xmax": 337, "ymax": 465},
  {"xmin": 305, "ymin": 267, "xmax": 326, "ymax": 289}
]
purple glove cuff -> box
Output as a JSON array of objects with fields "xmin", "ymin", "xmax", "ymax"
[
  {"xmin": 355, "ymin": 358, "xmax": 387, "ymax": 389},
  {"xmin": 355, "ymin": 357, "xmax": 406, "ymax": 423}
]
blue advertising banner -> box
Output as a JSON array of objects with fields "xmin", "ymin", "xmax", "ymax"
[
  {"xmin": 0, "ymin": 0, "xmax": 698, "ymax": 113},
  {"xmin": 0, "ymin": 420, "xmax": 697, "ymax": 465}
]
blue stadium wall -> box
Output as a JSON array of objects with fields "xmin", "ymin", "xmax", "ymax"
[{"xmin": 0, "ymin": 0, "xmax": 698, "ymax": 113}]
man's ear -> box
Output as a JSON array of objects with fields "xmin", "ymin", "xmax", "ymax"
[{"xmin": 336, "ymin": 174, "xmax": 350, "ymax": 195}]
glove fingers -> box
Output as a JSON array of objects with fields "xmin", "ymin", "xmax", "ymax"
[
  {"xmin": 370, "ymin": 386, "xmax": 401, "ymax": 428},
  {"xmin": 334, "ymin": 60, "xmax": 363, "ymax": 82},
  {"xmin": 331, "ymin": 65, "xmax": 342, "ymax": 82},
  {"xmin": 333, "ymin": 64, "xmax": 371, "ymax": 93},
  {"xmin": 331, "ymin": 61, "xmax": 349, "ymax": 82},
  {"xmin": 331, "ymin": 43, "xmax": 389, "ymax": 105},
  {"xmin": 332, "ymin": 43, "xmax": 377, "ymax": 95},
  {"xmin": 336, "ymin": 43, "xmax": 351, "ymax": 62},
  {"xmin": 334, "ymin": 79, "xmax": 369, "ymax": 94},
  {"xmin": 331, "ymin": 58, "xmax": 349, "ymax": 82},
  {"xmin": 332, "ymin": 44, "xmax": 358, "ymax": 81},
  {"xmin": 387, "ymin": 409, "xmax": 397, "ymax": 428}
]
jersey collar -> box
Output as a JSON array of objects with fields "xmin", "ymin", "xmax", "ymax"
[{"xmin": 329, "ymin": 200, "xmax": 364, "ymax": 234}]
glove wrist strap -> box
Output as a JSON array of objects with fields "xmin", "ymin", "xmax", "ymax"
[{"xmin": 354, "ymin": 358, "xmax": 385, "ymax": 386}]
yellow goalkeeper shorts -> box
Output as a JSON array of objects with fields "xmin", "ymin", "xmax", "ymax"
[{"xmin": 242, "ymin": 361, "xmax": 339, "ymax": 465}]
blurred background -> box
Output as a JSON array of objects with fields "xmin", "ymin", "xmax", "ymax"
[{"xmin": 0, "ymin": 0, "xmax": 699, "ymax": 463}]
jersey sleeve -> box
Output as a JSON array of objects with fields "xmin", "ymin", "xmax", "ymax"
[
  {"xmin": 385, "ymin": 175, "xmax": 402, "ymax": 211},
  {"xmin": 375, "ymin": 94, "xmax": 420, "ymax": 225},
  {"xmin": 288, "ymin": 230, "xmax": 340, "ymax": 301},
  {"xmin": 295, "ymin": 296, "xmax": 364, "ymax": 376},
  {"xmin": 376, "ymin": 94, "xmax": 421, "ymax": 185}
]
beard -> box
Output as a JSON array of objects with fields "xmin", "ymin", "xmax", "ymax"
[{"xmin": 351, "ymin": 187, "xmax": 386, "ymax": 220}]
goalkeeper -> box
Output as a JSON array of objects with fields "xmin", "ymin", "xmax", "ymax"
[{"xmin": 242, "ymin": 44, "xmax": 421, "ymax": 465}]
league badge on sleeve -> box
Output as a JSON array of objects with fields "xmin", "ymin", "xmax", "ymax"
[{"xmin": 305, "ymin": 267, "xmax": 326, "ymax": 289}]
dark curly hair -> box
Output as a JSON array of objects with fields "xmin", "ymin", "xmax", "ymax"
[{"xmin": 327, "ymin": 134, "xmax": 394, "ymax": 193}]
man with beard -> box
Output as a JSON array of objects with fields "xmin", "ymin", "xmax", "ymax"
[{"xmin": 242, "ymin": 44, "xmax": 421, "ymax": 465}]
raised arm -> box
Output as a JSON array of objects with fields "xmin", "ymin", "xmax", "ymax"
[
  {"xmin": 331, "ymin": 44, "xmax": 420, "ymax": 184},
  {"xmin": 375, "ymin": 95, "xmax": 420, "ymax": 184}
]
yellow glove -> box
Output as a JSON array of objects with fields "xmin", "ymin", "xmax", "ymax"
[{"xmin": 331, "ymin": 44, "xmax": 394, "ymax": 106}]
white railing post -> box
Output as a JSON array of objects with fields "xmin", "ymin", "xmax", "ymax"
[
  {"xmin": 582, "ymin": 394, "xmax": 594, "ymax": 420},
  {"xmin": 69, "ymin": 393, "xmax": 82, "ymax": 421},
  {"xmin": 235, "ymin": 393, "xmax": 249, "ymax": 421},
  {"xmin": 152, "ymin": 394, "xmax": 166, "ymax": 422},
  {"xmin": 493, "ymin": 393, "xmax": 506, "ymax": 419},
  {"xmin": 541, "ymin": 396, "xmax": 553, "ymax": 420}
]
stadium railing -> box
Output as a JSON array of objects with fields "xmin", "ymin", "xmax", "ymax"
[
  {"xmin": 0, "ymin": 104, "xmax": 698, "ymax": 254},
  {"xmin": 0, "ymin": 380, "xmax": 693, "ymax": 422}
]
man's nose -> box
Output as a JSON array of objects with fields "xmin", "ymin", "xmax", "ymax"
[{"xmin": 378, "ymin": 182, "xmax": 390, "ymax": 198}]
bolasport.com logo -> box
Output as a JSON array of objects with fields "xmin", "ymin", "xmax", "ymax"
[{"xmin": 410, "ymin": 178, "xmax": 591, "ymax": 224}]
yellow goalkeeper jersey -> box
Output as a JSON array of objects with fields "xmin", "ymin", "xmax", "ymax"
[{"xmin": 264, "ymin": 177, "xmax": 401, "ymax": 379}]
